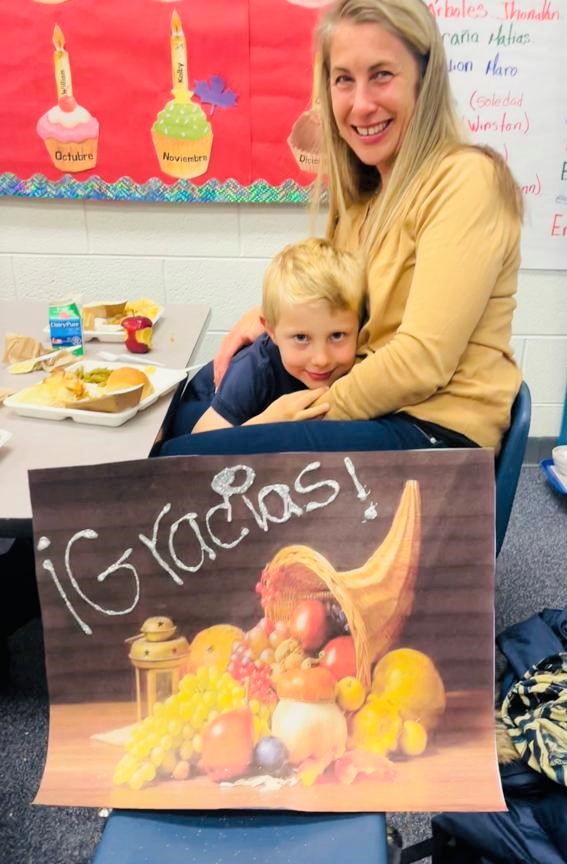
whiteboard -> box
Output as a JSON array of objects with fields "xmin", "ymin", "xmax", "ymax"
[{"xmin": 434, "ymin": 0, "xmax": 566, "ymax": 269}]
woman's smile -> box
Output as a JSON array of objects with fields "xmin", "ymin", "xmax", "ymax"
[{"xmin": 354, "ymin": 120, "xmax": 392, "ymax": 138}]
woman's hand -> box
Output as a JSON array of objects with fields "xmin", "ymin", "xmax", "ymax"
[
  {"xmin": 213, "ymin": 307, "xmax": 265, "ymax": 389},
  {"xmin": 245, "ymin": 388, "xmax": 330, "ymax": 425}
]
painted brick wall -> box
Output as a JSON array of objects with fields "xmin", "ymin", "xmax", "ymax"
[{"xmin": 0, "ymin": 198, "xmax": 565, "ymax": 436}]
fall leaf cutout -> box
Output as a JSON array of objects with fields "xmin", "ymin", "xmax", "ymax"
[{"xmin": 194, "ymin": 76, "xmax": 238, "ymax": 114}]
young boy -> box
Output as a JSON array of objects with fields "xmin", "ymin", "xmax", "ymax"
[{"xmin": 192, "ymin": 237, "xmax": 366, "ymax": 433}]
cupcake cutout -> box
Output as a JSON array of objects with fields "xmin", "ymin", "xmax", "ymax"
[
  {"xmin": 151, "ymin": 11, "xmax": 213, "ymax": 180},
  {"xmin": 288, "ymin": 52, "xmax": 322, "ymax": 175},
  {"xmin": 36, "ymin": 26, "xmax": 99, "ymax": 173},
  {"xmin": 288, "ymin": 107, "xmax": 322, "ymax": 174}
]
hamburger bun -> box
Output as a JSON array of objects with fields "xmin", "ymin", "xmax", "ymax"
[{"xmin": 106, "ymin": 366, "xmax": 153, "ymax": 400}]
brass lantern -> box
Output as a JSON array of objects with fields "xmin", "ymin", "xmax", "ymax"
[{"xmin": 128, "ymin": 616, "xmax": 190, "ymax": 721}]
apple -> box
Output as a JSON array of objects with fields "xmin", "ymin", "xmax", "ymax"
[
  {"xmin": 320, "ymin": 636, "xmax": 357, "ymax": 681},
  {"xmin": 289, "ymin": 599, "xmax": 328, "ymax": 651},
  {"xmin": 200, "ymin": 708, "xmax": 254, "ymax": 782},
  {"xmin": 121, "ymin": 315, "xmax": 153, "ymax": 354}
]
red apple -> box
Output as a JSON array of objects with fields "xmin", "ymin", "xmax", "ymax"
[
  {"xmin": 200, "ymin": 708, "xmax": 254, "ymax": 782},
  {"xmin": 121, "ymin": 315, "xmax": 153, "ymax": 354},
  {"xmin": 289, "ymin": 599, "xmax": 328, "ymax": 651},
  {"xmin": 320, "ymin": 636, "xmax": 357, "ymax": 681}
]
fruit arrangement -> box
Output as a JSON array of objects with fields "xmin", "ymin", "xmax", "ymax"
[
  {"xmin": 113, "ymin": 482, "xmax": 439, "ymax": 790},
  {"xmin": 114, "ymin": 608, "xmax": 445, "ymax": 790}
]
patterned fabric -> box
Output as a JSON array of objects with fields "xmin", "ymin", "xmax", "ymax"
[{"xmin": 501, "ymin": 652, "xmax": 567, "ymax": 787}]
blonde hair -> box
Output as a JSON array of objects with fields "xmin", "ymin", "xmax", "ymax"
[
  {"xmin": 313, "ymin": 0, "xmax": 523, "ymax": 251},
  {"xmin": 262, "ymin": 237, "xmax": 366, "ymax": 327}
]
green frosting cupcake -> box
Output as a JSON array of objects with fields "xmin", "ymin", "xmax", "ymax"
[{"xmin": 153, "ymin": 100, "xmax": 211, "ymax": 140}]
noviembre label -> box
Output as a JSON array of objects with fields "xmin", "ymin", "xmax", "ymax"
[{"xmin": 161, "ymin": 151, "xmax": 208, "ymax": 163}]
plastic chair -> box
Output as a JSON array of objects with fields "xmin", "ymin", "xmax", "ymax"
[
  {"xmin": 495, "ymin": 381, "xmax": 531, "ymax": 556},
  {"xmin": 92, "ymin": 809, "xmax": 390, "ymax": 864}
]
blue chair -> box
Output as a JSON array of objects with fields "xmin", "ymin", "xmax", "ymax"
[
  {"xmin": 92, "ymin": 809, "xmax": 390, "ymax": 864},
  {"xmin": 495, "ymin": 381, "xmax": 531, "ymax": 556}
]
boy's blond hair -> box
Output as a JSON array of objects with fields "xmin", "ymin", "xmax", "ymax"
[{"xmin": 262, "ymin": 237, "xmax": 366, "ymax": 328}]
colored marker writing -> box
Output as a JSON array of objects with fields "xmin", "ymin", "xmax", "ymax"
[{"xmin": 465, "ymin": 110, "xmax": 530, "ymax": 134}]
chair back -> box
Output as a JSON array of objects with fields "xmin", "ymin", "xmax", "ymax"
[{"xmin": 495, "ymin": 381, "xmax": 531, "ymax": 555}]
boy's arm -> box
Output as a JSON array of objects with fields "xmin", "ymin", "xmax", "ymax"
[
  {"xmin": 192, "ymin": 407, "xmax": 234, "ymax": 434},
  {"xmin": 192, "ymin": 341, "xmax": 265, "ymax": 432}
]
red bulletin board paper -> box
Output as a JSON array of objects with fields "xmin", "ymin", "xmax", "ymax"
[
  {"xmin": 249, "ymin": 0, "xmax": 320, "ymax": 185},
  {"xmin": 0, "ymin": 0, "xmax": 293, "ymax": 199}
]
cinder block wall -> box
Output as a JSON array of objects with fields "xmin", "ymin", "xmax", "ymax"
[{"xmin": 0, "ymin": 198, "xmax": 565, "ymax": 437}]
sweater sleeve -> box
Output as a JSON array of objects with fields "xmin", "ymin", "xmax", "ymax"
[{"xmin": 326, "ymin": 152, "xmax": 515, "ymax": 420}]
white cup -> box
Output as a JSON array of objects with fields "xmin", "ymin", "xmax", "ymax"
[{"xmin": 552, "ymin": 445, "xmax": 567, "ymax": 479}]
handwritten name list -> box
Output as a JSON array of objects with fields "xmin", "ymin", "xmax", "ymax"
[{"xmin": 433, "ymin": 0, "xmax": 566, "ymax": 268}]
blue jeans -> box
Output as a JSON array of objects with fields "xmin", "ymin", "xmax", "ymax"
[
  {"xmin": 158, "ymin": 363, "xmax": 465, "ymax": 457},
  {"xmin": 158, "ymin": 414, "xmax": 451, "ymax": 457}
]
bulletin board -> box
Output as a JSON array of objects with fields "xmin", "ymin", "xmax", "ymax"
[{"xmin": 0, "ymin": 0, "xmax": 565, "ymax": 268}]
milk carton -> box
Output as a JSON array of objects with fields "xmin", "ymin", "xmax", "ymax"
[{"xmin": 48, "ymin": 298, "xmax": 84, "ymax": 356}]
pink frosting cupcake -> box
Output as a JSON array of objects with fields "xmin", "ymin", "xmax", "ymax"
[{"xmin": 37, "ymin": 95, "xmax": 99, "ymax": 173}]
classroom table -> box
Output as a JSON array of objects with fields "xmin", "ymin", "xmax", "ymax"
[{"xmin": 0, "ymin": 300, "xmax": 210, "ymax": 533}]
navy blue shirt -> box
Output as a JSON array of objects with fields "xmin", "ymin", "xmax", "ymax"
[{"xmin": 210, "ymin": 334, "xmax": 305, "ymax": 426}]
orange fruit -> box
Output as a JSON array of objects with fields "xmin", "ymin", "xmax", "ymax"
[
  {"xmin": 335, "ymin": 676, "xmax": 366, "ymax": 712},
  {"xmin": 371, "ymin": 648, "xmax": 445, "ymax": 730},
  {"xmin": 400, "ymin": 720, "xmax": 428, "ymax": 756},
  {"xmin": 187, "ymin": 624, "xmax": 244, "ymax": 673}
]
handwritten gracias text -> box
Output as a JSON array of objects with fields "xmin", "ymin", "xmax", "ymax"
[{"xmin": 37, "ymin": 458, "xmax": 376, "ymax": 636}]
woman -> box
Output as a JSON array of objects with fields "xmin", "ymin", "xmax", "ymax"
[{"xmin": 160, "ymin": 0, "xmax": 522, "ymax": 458}]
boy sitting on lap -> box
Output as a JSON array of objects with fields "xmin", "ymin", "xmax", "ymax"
[{"xmin": 192, "ymin": 237, "xmax": 366, "ymax": 433}]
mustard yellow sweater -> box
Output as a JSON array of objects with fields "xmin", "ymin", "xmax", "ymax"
[{"xmin": 327, "ymin": 149, "xmax": 522, "ymax": 451}]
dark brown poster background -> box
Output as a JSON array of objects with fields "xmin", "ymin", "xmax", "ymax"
[{"xmin": 29, "ymin": 449, "xmax": 503, "ymax": 811}]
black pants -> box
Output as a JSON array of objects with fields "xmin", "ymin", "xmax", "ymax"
[{"xmin": 0, "ymin": 535, "xmax": 40, "ymax": 680}]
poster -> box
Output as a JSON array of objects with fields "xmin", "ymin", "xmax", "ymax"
[{"xmin": 29, "ymin": 449, "xmax": 504, "ymax": 812}]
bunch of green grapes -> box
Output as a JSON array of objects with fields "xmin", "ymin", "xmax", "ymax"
[
  {"xmin": 113, "ymin": 666, "xmax": 247, "ymax": 790},
  {"xmin": 248, "ymin": 697, "xmax": 274, "ymax": 744}
]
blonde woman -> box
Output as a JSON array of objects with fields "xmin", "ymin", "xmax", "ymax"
[{"xmin": 160, "ymin": 0, "xmax": 522, "ymax": 458}]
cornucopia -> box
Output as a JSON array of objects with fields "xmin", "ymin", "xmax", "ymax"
[{"xmin": 260, "ymin": 479, "xmax": 422, "ymax": 687}]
